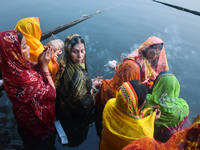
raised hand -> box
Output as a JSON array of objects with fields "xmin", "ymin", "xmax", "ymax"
[{"xmin": 38, "ymin": 47, "xmax": 53, "ymax": 72}]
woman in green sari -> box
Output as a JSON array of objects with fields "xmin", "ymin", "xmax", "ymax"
[
  {"xmin": 144, "ymin": 71, "xmax": 190, "ymax": 142},
  {"xmin": 55, "ymin": 34, "xmax": 102, "ymax": 147}
]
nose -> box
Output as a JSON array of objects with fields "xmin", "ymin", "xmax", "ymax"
[{"xmin": 77, "ymin": 51, "xmax": 81, "ymax": 58}]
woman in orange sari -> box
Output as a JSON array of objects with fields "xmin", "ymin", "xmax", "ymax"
[
  {"xmin": 95, "ymin": 59, "xmax": 141, "ymax": 137},
  {"xmin": 123, "ymin": 115, "xmax": 200, "ymax": 150},
  {"xmin": 14, "ymin": 17, "xmax": 58, "ymax": 81},
  {"xmin": 124, "ymin": 36, "xmax": 169, "ymax": 88}
]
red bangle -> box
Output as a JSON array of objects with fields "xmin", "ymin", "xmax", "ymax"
[{"xmin": 44, "ymin": 72, "xmax": 51, "ymax": 76}]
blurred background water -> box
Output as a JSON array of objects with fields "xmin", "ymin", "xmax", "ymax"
[{"xmin": 0, "ymin": 0, "xmax": 199, "ymax": 149}]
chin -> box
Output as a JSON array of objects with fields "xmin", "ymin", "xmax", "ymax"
[{"xmin": 76, "ymin": 60, "xmax": 82, "ymax": 64}]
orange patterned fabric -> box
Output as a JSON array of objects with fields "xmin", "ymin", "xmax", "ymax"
[
  {"xmin": 123, "ymin": 115, "xmax": 200, "ymax": 150},
  {"xmin": 95, "ymin": 59, "xmax": 141, "ymax": 119}
]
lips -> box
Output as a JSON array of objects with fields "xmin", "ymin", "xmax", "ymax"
[{"xmin": 76, "ymin": 59, "xmax": 82, "ymax": 63}]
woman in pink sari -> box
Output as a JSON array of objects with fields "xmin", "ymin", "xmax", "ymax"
[{"xmin": 124, "ymin": 36, "xmax": 169, "ymax": 89}]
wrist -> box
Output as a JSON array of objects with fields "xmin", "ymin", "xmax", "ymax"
[
  {"xmin": 41, "ymin": 67, "xmax": 49, "ymax": 72},
  {"xmin": 44, "ymin": 72, "xmax": 51, "ymax": 76}
]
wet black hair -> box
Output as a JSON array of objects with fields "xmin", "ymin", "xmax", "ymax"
[
  {"xmin": 17, "ymin": 31, "xmax": 23, "ymax": 44},
  {"xmin": 129, "ymin": 80, "xmax": 148, "ymax": 109},
  {"xmin": 71, "ymin": 37, "xmax": 85, "ymax": 50}
]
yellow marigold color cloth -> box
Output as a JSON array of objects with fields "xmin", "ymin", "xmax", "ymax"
[
  {"xmin": 100, "ymin": 82, "xmax": 155, "ymax": 150},
  {"xmin": 14, "ymin": 17, "xmax": 58, "ymax": 81}
]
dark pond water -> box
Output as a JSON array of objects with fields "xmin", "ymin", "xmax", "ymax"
[{"xmin": 0, "ymin": 0, "xmax": 200, "ymax": 149}]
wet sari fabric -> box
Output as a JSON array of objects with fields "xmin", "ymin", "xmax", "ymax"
[
  {"xmin": 100, "ymin": 82, "xmax": 155, "ymax": 150},
  {"xmin": 55, "ymin": 34, "xmax": 94, "ymax": 147},
  {"xmin": 14, "ymin": 17, "xmax": 58, "ymax": 81},
  {"xmin": 0, "ymin": 30, "xmax": 55, "ymax": 141},
  {"xmin": 145, "ymin": 71, "xmax": 189, "ymax": 142},
  {"xmin": 125, "ymin": 36, "xmax": 168, "ymax": 85},
  {"xmin": 123, "ymin": 115, "xmax": 200, "ymax": 150}
]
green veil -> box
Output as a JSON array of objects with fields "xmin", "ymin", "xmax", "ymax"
[{"xmin": 145, "ymin": 71, "xmax": 189, "ymax": 129}]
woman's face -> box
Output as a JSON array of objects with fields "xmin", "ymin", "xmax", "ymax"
[
  {"xmin": 146, "ymin": 48, "xmax": 156, "ymax": 60},
  {"xmin": 146, "ymin": 44, "xmax": 163, "ymax": 60},
  {"xmin": 21, "ymin": 36, "xmax": 30, "ymax": 60},
  {"xmin": 70, "ymin": 42, "xmax": 85, "ymax": 64}
]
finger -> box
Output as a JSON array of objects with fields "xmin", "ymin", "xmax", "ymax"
[
  {"xmin": 154, "ymin": 109, "xmax": 158, "ymax": 114},
  {"xmin": 39, "ymin": 50, "xmax": 45, "ymax": 59},
  {"xmin": 46, "ymin": 47, "xmax": 53, "ymax": 58},
  {"xmin": 158, "ymin": 110, "xmax": 161, "ymax": 115}
]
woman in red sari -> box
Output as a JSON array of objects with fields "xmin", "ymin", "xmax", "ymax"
[
  {"xmin": 124, "ymin": 36, "xmax": 169, "ymax": 88},
  {"xmin": 0, "ymin": 30, "xmax": 56, "ymax": 149}
]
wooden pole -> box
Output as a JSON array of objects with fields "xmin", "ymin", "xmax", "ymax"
[
  {"xmin": 152, "ymin": 0, "xmax": 200, "ymax": 16},
  {"xmin": 41, "ymin": 10, "xmax": 102, "ymax": 41}
]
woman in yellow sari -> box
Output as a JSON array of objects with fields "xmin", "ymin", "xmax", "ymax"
[
  {"xmin": 100, "ymin": 80, "xmax": 161, "ymax": 150},
  {"xmin": 14, "ymin": 17, "xmax": 58, "ymax": 81}
]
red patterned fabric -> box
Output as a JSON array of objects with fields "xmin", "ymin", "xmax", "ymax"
[{"xmin": 0, "ymin": 30, "xmax": 56, "ymax": 141}]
